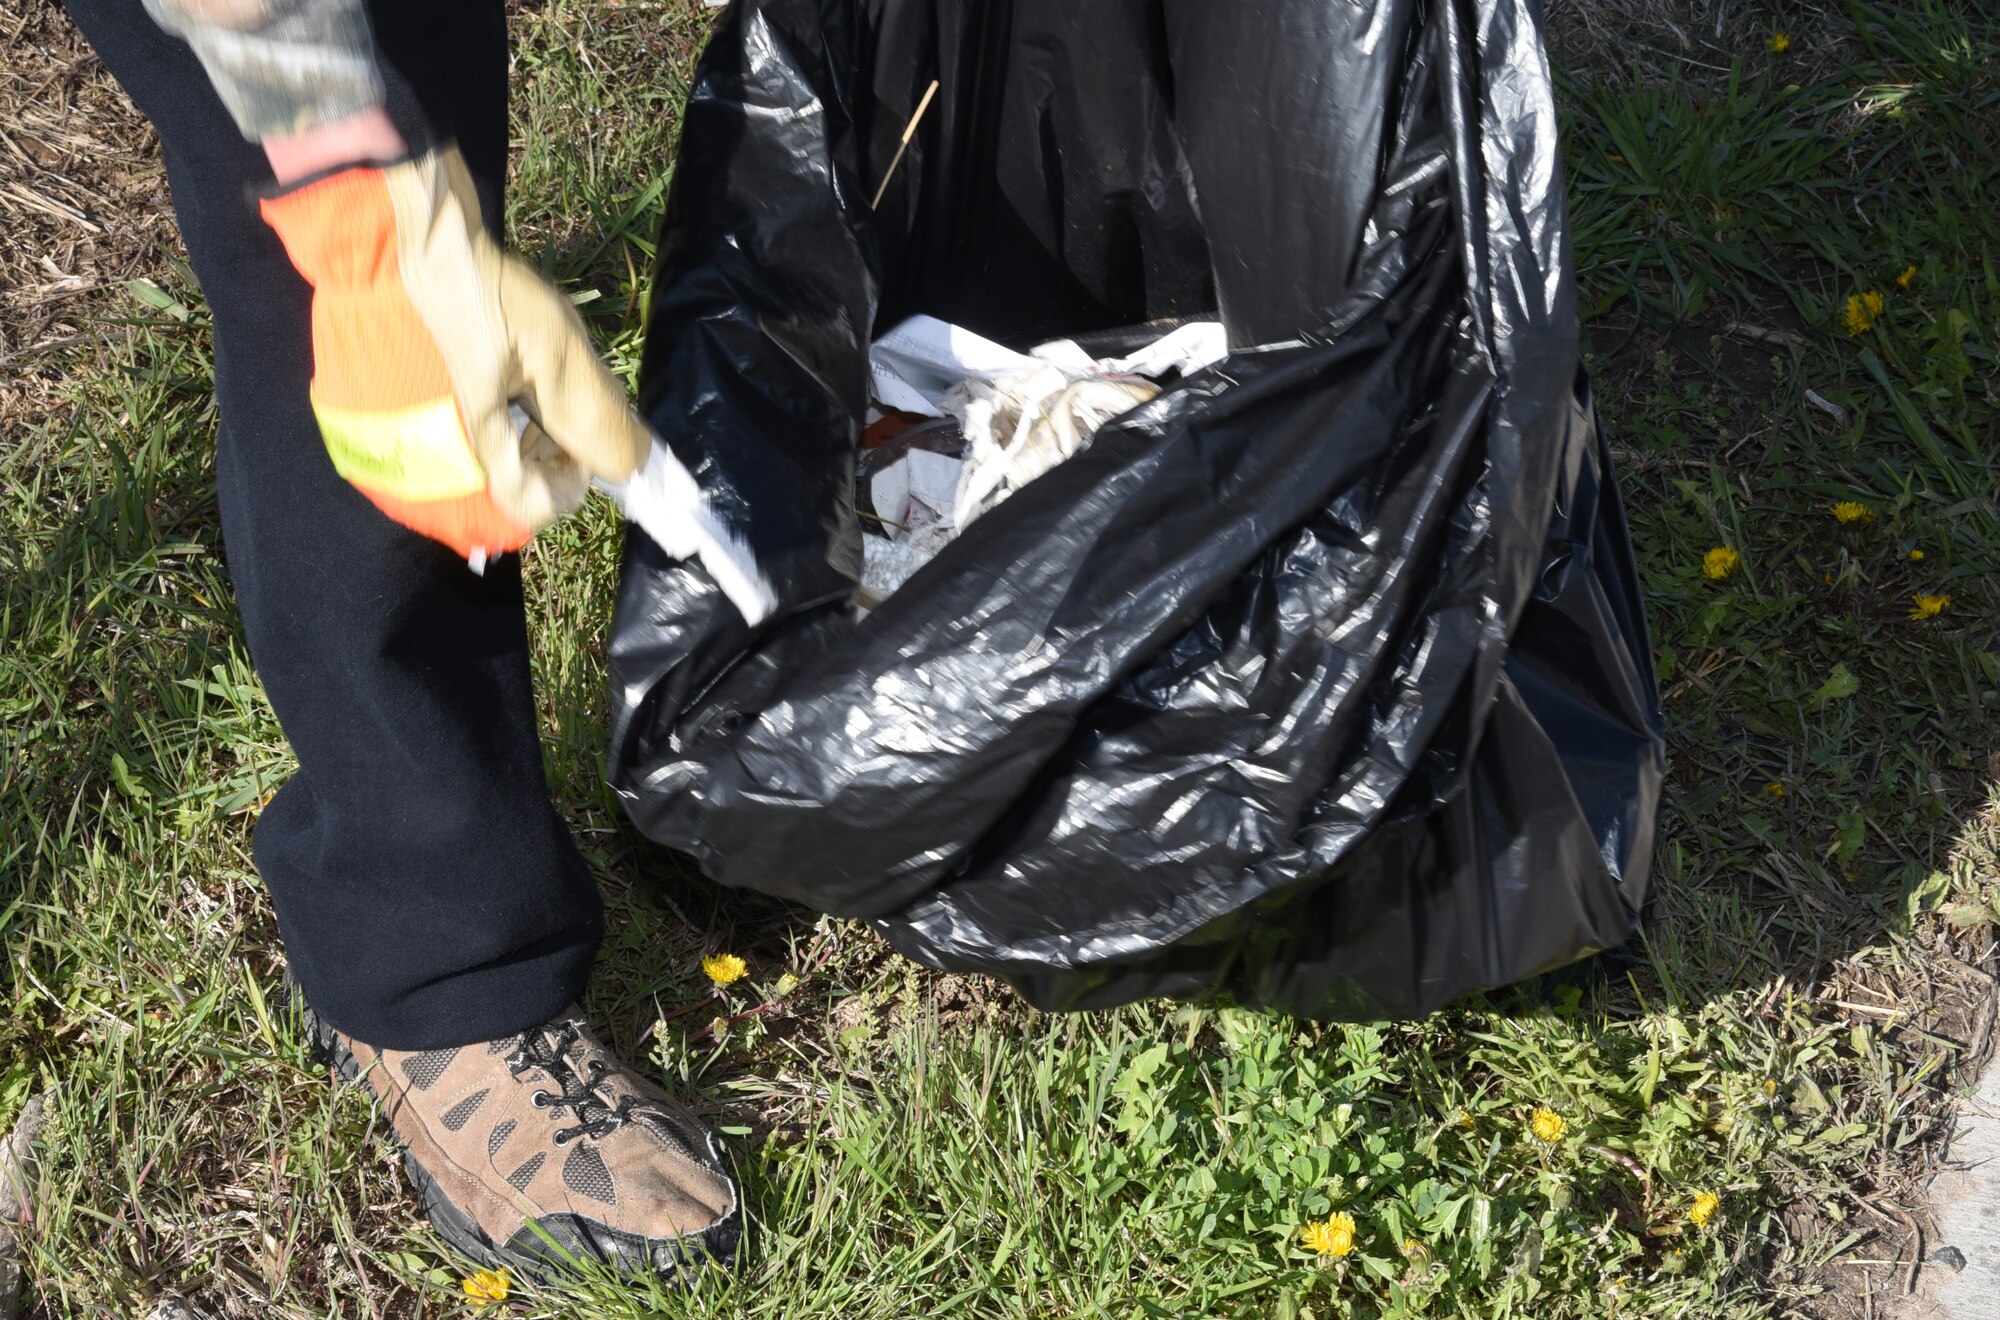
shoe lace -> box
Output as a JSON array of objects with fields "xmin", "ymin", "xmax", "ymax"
[{"xmin": 506, "ymin": 1020, "xmax": 635, "ymax": 1146}]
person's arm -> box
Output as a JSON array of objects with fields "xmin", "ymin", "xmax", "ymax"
[
  {"xmin": 143, "ymin": 0, "xmax": 388, "ymax": 145},
  {"xmin": 261, "ymin": 106, "xmax": 403, "ymax": 184},
  {"xmin": 142, "ymin": 0, "xmax": 767, "ymax": 611},
  {"xmin": 143, "ymin": 0, "xmax": 403, "ymax": 180}
]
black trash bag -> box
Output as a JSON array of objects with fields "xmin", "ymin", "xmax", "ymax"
[{"xmin": 606, "ymin": 0, "xmax": 1666, "ymax": 1019}]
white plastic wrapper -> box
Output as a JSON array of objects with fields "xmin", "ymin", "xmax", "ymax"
[
  {"xmin": 493, "ymin": 404, "xmax": 775, "ymax": 624},
  {"xmin": 595, "ymin": 436, "xmax": 776, "ymax": 626}
]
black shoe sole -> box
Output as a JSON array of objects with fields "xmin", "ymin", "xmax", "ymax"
[{"xmin": 289, "ymin": 987, "xmax": 743, "ymax": 1284}]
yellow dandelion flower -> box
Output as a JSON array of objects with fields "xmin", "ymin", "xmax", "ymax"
[
  {"xmin": 1831, "ymin": 500, "xmax": 1876, "ymax": 525},
  {"xmin": 1909, "ymin": 548, "xmax": 1925, "ymax": 561},
  {"xmin": 702, "ymin": 952, "xmax": 748, "ymax": 986},
  {"xmin": 1301, "ymin": 1212, "xmax": 1357, "ymax": 1259},
  {"xmin": 462, "ymin": 1268, "xmax": 512, "ymax": 1304},
  {"xmin": 1530, "ymin": 1106, "xmax": 1567, "ymax": 1144},
  {"xmin": 1762, "ymin": 781, "xmax": 1786, "ymax": 798},
  {"xmin": 1910, "ymin": 593, "xmax": 1950, "ymax": 620},
  {"xmin": 1688, "ymin": 1191, "xmax": 1721, "ymax": 1228},
  {"xmin": 1767, "ymin": 31, "xmax": 1791, "ymax": 53},
  {"xmin": 1402, "ymin": 1237, "xmax": 1426, "ymax": 1259},
  {"xmin": 1843, "ymin": 291, "xmax": 1885, "ymax": 335},
  {"xmin": 1702, "ymin": 546, "xmax": 1741, "ymax": 580},
  {"xmin": 1456, "ymin": 1108, "xmax": 1477, "ymax": 1130},
  {"xmin": 1897, "ymin": 265, "xmax": 1917, "ymax": 290}
]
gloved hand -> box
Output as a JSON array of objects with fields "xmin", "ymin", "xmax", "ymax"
[{"xmin": 259, "ymin": 145, "xmax": 648, "ymax": 558}]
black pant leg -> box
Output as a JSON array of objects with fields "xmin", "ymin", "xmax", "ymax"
[{"xmin": 57, "ymin": 0, "xmax": 603, "ymax": 1051}]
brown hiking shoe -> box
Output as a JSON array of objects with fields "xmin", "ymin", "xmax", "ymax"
[{"xmin": 298, "ymin": 999, "xmax": 740, "ymax": 1280}]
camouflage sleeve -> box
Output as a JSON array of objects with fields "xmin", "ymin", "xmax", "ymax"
[{"xmin": 143, "ymin": 0, "xmax": 386, "ymax": 140}]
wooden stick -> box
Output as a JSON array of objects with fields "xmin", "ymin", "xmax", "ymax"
[{"xmin": 870, "ymin": 79, "xmax": 940, "ymax": 211}]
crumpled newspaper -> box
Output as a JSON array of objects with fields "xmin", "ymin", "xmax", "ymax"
[
  {"xmin": 858, "ymin": 316, "xmax": 1227, "ymax": 606},
  {"xmin": 948, "ymin": 369, "xmax": 1159, "ymax": 529}
]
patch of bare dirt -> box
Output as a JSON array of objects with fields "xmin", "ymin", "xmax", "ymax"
[
  {"xmin": 0, "ymin": 1, "xmax": 177, "ymax": 427},
  {"xmin": 1775, "ymin": 939, "xmax": 1997, "ymax": 1319}
]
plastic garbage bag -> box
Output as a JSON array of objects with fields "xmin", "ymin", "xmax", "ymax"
[{"xmin": 606, "ymin": 0, "xmax": 1665, "ymax": 1019}]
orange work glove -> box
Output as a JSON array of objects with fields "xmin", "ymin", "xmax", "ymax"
[{"xmin": 259, "ymin": 146, "xmax": 648, "ymax": 558}]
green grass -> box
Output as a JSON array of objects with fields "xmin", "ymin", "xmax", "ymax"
[{"xmin": 4, "ymin": 0, "xmax": 1998, "ymax": 1315}]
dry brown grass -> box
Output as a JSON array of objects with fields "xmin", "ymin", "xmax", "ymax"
[{"xmin": 0, "ymin": 0, "xmax": 180, "ymax": 428}]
